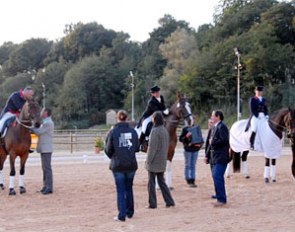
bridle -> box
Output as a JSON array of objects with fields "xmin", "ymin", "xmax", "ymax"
[{"xmin": 17, "ymin": 101, "xmax": 40, "ymax": 129}]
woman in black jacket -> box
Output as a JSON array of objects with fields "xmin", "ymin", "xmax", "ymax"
[{"xmin": 105, "ymin": 110, "xmax": 140, "ymax": 221}]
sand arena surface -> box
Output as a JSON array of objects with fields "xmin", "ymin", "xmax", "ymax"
[{"xmin": 0, "ymin": 149, "xmax": 294, "ymax": 232}]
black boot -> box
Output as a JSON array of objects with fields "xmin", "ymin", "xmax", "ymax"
[
  {"xmin": 250, "ymin": 132, "xmax": 256, "ymax": 150},
  {"xmin": 186, "ymin": 179, "xmax": 191, "ymax": 185},
  {"xmin": 139, "ymin": 133, "xmax": 145, "ymax": 145},
  {"xmin": 190, "ymin": 179, "xmax": 197, "ymax": 188}
]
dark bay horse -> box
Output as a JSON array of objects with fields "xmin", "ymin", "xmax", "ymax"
[
  {"xmin": 164, "ymin": 93, "xmax": 193, "ymax": 188},
  {"xmin": 229, "ymin": 107, "xmax": 295, "ymax": 181},
  {"xmin": 136, "ymin": 93, "xmax": 193, "ymax": 188},
  {"xmin": 0, "ymin": 99, "xmax": 41, "ymax": 195}
]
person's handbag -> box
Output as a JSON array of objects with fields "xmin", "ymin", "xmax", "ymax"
[{"xmin": 188, "ymin": 126, "xmax": 204, "ymax": 148}]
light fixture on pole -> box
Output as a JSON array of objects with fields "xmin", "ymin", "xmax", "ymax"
[
  {"xmin": 130, "ymin": 71, "xmax": 135, "ymax": 121},
  {"xmin": 42, "ymin": 83, "xmax": 46, "ymax": 108},
  {"xmin": 234, "ymin": 47, "xmax": 241, "ymax": 121}
]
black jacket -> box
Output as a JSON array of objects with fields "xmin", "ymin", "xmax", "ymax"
[
  {"xmin": 250, "ymin": 96, "xmax": 268, "ymax": 118},
  {"xmin": 179, "ymin": 126, "xmax": 203, "ymax": 152},
  {"xmin": 205, "ymin": 121, "xmax": 229, "ymax": 165},
  {"xmin": 141, "ymin": 96, "xmax": 166, "ymax": 119},
  {"xmin": 105, "ymin": 122, "xmax": 139, "ymax": 172}
]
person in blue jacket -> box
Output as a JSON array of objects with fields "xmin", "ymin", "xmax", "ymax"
[
  {"xmin": 0, "ymin": 87, "xmax": 34, "ymax": 136},
  {"xmin": 249, "ymin": 86, "xmax": 268, "ymax": 150}
]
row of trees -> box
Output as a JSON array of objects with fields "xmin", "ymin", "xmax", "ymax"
[{"xmin": 0, "ymin": 0, "xmax": 294, "ymax": 128}]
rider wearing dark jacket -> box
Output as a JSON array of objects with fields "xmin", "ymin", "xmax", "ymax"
[
  {"xmin": 105, "ymin": 121, "xmax": 139, "ymax": 172},
  {"xmin": 0, "ymin": 89, "xmax": 29, "ymax": 118},
  {"xmin": 139, "ymin": 86, "xmax": 167, "ymax": 125}
]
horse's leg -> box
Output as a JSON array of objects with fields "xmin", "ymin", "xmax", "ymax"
[
  {"xmin": 165, "ymin": 161, "xmax": 173, "ymax": 190},
  {"xmin": 9, "ymin": 155, "xmax": 17, "ymax": 195},
  {"xmin": 292, "ymin": 144, "xmax": 295, "ymax": 178},
  {"xmin": 0, "ymin": 153, "xmax": 7, "ymax": 190},
  {"xmin": 264, "ymin": 158, "xmax": 270, "ymax": 183},
  {"xmin": 225, "ymin": 163, "xmax": 231, "ymax": 178},
  {"xmin": 241, "ymin": 151, "xmax": 250, "ymax": 179},
  {"xmin": 19, "ymin": 154, "xmax": 29, "ymax": 194},
  {"xmin": 232, "ymin": 151, "xmax": 241, "ymax": 173},
  {"xmin": 270, "ymin": 159, "xmax": 277, "ymax": 183}
]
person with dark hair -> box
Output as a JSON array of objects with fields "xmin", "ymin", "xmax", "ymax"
[
  {"xmin": 137, "ymin": 85, "xmax": 169, "ymax": 145},
  {"xmin": 205, "ymin": 110, "xmax": 229, "ymax": 207},
  {"xmin": 0, "ymin": 87, "xmax": 34, "ymax": 137},
  {"xmin": 105, "ymin": 110, "xmax": 139, "ymax": 222},
  {"xmin": 31, "ymin": 108, "xmax": 54, "ymax": 195},
  {"xmin": 179, "ymin": 116, "xmax": 203, "ymax": 187},
  {"xmin": 249, "ymin": 86, "xmax": 269, "ymax": 150},
  {"xmin": 145, "ymin": 111, "xmax": 175, "ymax": 209}
]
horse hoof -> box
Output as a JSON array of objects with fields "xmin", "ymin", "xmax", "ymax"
[
  {"xmin": 9, "ymin": 188, "xmax": 16, "ymax": 195},
  {"xmin": 20, "ymin": 186, "xmax": 26, "ymax": 194},
  {"xmin": 264, "ymin": 178, "xmax": 269, "ymax": 183},
  {"xmin": 0, "ymin": 184, "xmax": 4, "ymax": 190},
  {"xmin": 245, "ymin": 176, "xmax": 250, "ymax": 179},
  {"xmin": 272, "ymin": 179, "xmax": 276, "ymax": 183}
]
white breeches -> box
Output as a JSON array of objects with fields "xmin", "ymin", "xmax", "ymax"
[
  {"xmin": 0, "ymin": 112, "xmax": 15, "ymax": 132},
  {"xmin": 142, "ymin": 116, "xmax": 152, "ymax": 134},
  {"xmin": 250, "ymin": 113, "xmax": 266, "ymax": 133}
]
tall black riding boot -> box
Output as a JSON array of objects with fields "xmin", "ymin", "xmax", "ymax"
[
  {"xmin": 250, "ymin": 132, "xmax": 256, "ymax": 150},
  {"xmin": 139, "ymin": 133, "xmax": 145, "ymax": 145}
]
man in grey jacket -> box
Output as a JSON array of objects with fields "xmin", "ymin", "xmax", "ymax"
[
  {"xmin": 145, "ymin": 111, "xmax": 175, "ymax": 209},
  {"xmin": 31, "ymin": 108, "xmax": 54, "ymax": 195}
]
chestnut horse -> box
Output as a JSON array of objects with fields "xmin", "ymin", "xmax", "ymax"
[
  {"xmin": 229, "ymin": 107, "xmax": 295, "ymax": 180},
  {"xmin": 0, "ymin": 99, "xmax": 41, "ymax": 195}
]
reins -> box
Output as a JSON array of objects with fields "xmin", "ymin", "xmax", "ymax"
[{"xmin": 15, "ymin": 117, "xmax": 33, "ymax": 129}]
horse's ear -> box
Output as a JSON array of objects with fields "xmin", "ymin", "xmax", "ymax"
[{"xmin": 177, "ymin": 92, "xmax": 184, "ymax": 99}]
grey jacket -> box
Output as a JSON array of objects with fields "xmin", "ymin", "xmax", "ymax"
[
  {"xmin": 32, "ymin": 117, "xmax": 54, "ymax": 153},
  {"xmin": 145, "ymin": 125, "xmax": 169, "ymax": 173}
]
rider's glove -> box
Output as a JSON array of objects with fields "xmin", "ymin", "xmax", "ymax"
[{"xmin": 163, "ymin": 109, "xmax": 169, "ymax": 115}]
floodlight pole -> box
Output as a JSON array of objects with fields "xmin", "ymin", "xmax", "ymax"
[
  {"xmin": 130, "ymin": 71, "xmax": 135, "ymax": 121},
  {"xmin": 234, "ymin": 48, "xmax": 241, "ymax": 121}
]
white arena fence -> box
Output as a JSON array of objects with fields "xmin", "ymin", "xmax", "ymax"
[{"xmin": 48, "ymin": 129, "xmax": 291, "ymax": 154}]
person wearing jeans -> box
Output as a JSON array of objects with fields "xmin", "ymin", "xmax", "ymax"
[
  {"xmin": 105, "ymin": 110, "xmax": 139, "ymax": 222},
  {"xmin": 205, "ymin": 110, "xmax": 229, "ymax": 207},
  {"xmin": 113, "ymin": 172, "xmax": 136, "ymax": 220},
  {"xmin": 179, "ymin": 123, "xmax": 203, "ymax": 187}
]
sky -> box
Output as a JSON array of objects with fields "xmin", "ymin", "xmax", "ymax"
[{"xmin": 0, "ymin": 0, "xmax": 220, "ymax": 45}]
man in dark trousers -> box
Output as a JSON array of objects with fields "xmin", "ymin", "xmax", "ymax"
[
  {"xmin": 249, "ymin": 86, "xmax": 269, "ymax": 150},
  {"xmin": 205, "ymin": 110, "xmax": 229, "ymax": 207}
]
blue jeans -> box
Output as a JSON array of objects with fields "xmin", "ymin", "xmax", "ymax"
[
  {"xmin": 184, "ymin": 151, "xmax": 199, "ymax": 180},
  {"xmin": 113, "ymin": 171, "xmax": 136, "ymax": 220},
  {"xmin": 212, "ymin": 164, "xmax": 227, "ymax": 203}
]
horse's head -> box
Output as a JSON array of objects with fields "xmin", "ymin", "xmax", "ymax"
[
  {"xmin": 21, "ymin": 99, "xmax": 42, "ymax": 128},
  {"xmin": 173, "ymin": 93, "xmax": 194, "ymax": 126},
  {"xmin": 285, "ymin": 107, "xmax": 295, "ymax": 141}
]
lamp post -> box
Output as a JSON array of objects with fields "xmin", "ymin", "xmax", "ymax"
[
  {"xmin": 234, "ymin": 48, "xmax": 241, "ymax": 121},
  {"xmin": 130, "ymin": 71, "xmax": 135, "ymax": 121},
  {"xmin": 42, "ymin": 83, "xmax": 46, "ymax": 108}
]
